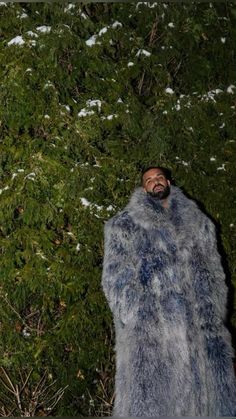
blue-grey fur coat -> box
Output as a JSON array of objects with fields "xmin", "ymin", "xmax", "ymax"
[{"xmin": 102, "ymin": 185, "xmax": 236, "ymax": 416}]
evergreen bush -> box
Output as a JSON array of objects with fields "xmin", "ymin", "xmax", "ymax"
[{"xmin": 0, "ymin": 2, "xmax": 235, "ymax": 415}]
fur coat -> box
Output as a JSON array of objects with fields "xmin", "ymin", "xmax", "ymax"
[{"xmin": 102, "ymin": 185, "xmax": 236, "ymax": 416}]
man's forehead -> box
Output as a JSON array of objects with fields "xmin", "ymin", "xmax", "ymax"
[{"xmin": 143, "ymin": 168, "xmax": 165, "ymax": 179}]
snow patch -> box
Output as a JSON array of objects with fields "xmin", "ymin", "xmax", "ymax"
[
  {"xmin": 18, "ymin": 12, "xmax": 28, "ymax": 19},
  {"xmin": 78, "ymin": 99, "xmax": 102, "ymax": 117},
  {"xmin": 217, "ymin": 164, "xmax": 226, "ymax": 171},
  {"xmin": 102, "ymin": 114, "xmax": 118, "ymax": 120},
  {"xmin": 44, "ymin": 81, "xmax": 54, "ymax": 89},
  {"xmin": 128, "ymin": 62, "xmax": 134, "ymax": 67},
  {"xmin": 174, "ymin": 101, "xmax": 181, "ymax": 111},
  {"xmin": 136, "ymin": 49, "xmax": 151, "ymax": 57},
  {"xmin": 8, "ymin": 36, "xmax": 25, "ymax": 46},
  {"xmin": 25, "ymin": 172, "xmax": 36, "ymax": 180},
  {"xmin": 136, "ymin": 2, "xmax": 158, "ymax": 8},
  {"xmin": 99, "ymin": 27, "xmax": 108, "ymax": 36},
  {"xmin": 112, "ymin": 21, "xmax": 122, "ymax": 28},
  {"xmin": 79, "ymin": 162, "xmax": 89, "ymax": 167},
  {"xmin": 227, "ymin": 85, "xmax": 236, "ymax": 94},
  {"xmin": 175, "ymin": 157, "xmax": 188, "ymax": 166},
  {"xmin": 136, "ymin": 2, "xmax": 144, "ymax": 8},
  {"xmin": 0, "ymin": 185, "xmax": 9, "ymax": 195},
  {"xmin": 36, "ymin": 26, "xmax": 51, "ymax": 34},
  {"xmin": 44, "ymin": 80, "xmax": 54, "ymax": 89},
  {"xmin": 200, "ymin": 89, "xmax": 223, "ymax": 102},
  {"xmin": 22, "ymin": 328, "xmax": 31, "ymax": 337},
  {"xmin": 26, "ymin": 31, "xmax": 38, "ymax": 38},
  {"xmin": 168, "ymin": 22, "xmax": 175, "ymax": 28},
  {"xmin": 78, "ymin": 109, "xmax": 94, "ymax": 117},
  {"xmin": 80, "ymin": 197, "xmax": 103, "ymax": 212},
  {"xmin": 36, "ymin": 251, "xmax": 47, "ymax": 260},
  {"xmin": 86, "ymin": 35, "xmax": 99, "ymax": 47},
  {"xmin": 165, "ymin": 87, "xmax": 174, "ymax": 94},
  {"xmin": 86, "ymin": 99, "xmax": 102, "ymax": 112},
  {"xmin": 64, "ymin": 3, "xmax": 75, "ymax": 12},
  {"xmin": 86, "ymin": 21, "xmax": 123, "ymax": 47},
  {"xmin": 81, "ymin": 13, "xmax": 87, "ymax": 19},
  {"xmin": 213, "ymin": 88, "xmax": 223, "ymax": 94},
  {"xmin": 29, "ymin": 40, "xmax": 37, "ymax": 47},
  {"xmin": 107, "ymin": 205, "xmax": 114, "ymax": 211}
]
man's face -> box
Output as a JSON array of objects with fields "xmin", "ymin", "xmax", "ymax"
[{"xmin": 142, "ymin": 168, "xmax": 171, "ymax": 200}]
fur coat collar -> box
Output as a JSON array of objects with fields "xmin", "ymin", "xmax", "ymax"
[{"xmin": 125, "ymin": 185, "xmax": 201, "ymax": 235}]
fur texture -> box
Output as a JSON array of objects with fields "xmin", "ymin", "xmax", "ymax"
[{"xmin": 102, "ymin": 186, "xmax": 236, "ymax": 416}]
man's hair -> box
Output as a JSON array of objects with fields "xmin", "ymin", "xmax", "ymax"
[{"xmin": 141, "ymin": 166, "xmax": 172, "ymax": 185}]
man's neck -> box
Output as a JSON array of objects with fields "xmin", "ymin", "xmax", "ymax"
[{"xmin": 161, "ymin": 198, "xmax": 169, "ymax": 209}]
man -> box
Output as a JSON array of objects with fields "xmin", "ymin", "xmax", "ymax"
[{"xmin": 102, "ymin": 166, "xmax": 236, "ymax": 416}]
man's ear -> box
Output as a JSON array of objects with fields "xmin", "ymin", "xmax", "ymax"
[{"xmin": 167, "ymin": 180, "xmax": 170, "ymax": 187}]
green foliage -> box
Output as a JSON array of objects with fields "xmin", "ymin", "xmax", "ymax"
[{"xmin": 0, "ymin": 1, "xmax": 236, "ymax": 415}]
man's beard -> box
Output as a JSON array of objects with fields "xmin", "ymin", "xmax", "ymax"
[{"xmin": 147, "ymin": 184, "xmax": 170, "ymax": 200}]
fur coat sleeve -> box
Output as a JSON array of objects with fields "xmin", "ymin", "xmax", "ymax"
[
  {"xmin": 201, "ymin": 218, "xmax": 228, "ymax": 322},
  {"xmin": 102, "ymin": 212, "xmax": 139, "ymax": 325}
]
